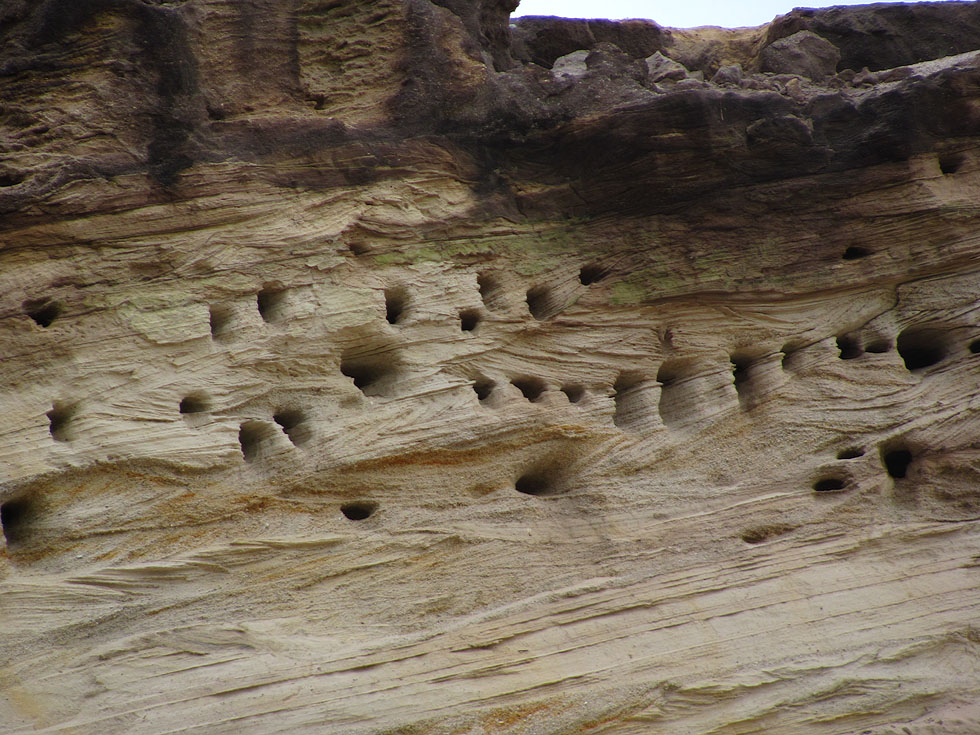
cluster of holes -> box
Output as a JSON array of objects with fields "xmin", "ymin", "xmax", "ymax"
[{"xmin": 836, "ymin": 333, "xmax": 891, "ymax": 360}]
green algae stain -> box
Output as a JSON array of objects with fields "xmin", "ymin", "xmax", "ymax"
[{"xmin": 609, "ymin": 281, "xmax": 648, "ymax": 305}]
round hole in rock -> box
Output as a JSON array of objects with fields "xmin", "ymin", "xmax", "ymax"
[
  {"xmin": 842, "ymin": 246, "xmax": 871, "ymax": 260},
  {"xmin": 341, "ymin": 501, "xmax": 376, "ymax": 521},
  {"xmin": 477, "ymin": 272, "xmax": 506, "ymax": 311},
  {"xmin": 340, "ymin": 354, "xmax": 398, "ymax": 397},
  {"xmin": 273, "ymin": 409, "xmax": 310, "ymax": 445},
  {"xmin": 938, "ymin": 151, "xmax": 965, "ymax": 175},
  {"xmin": 238, "ymin": 421, "xmax": 275, "ymax": 463},
  {"xmin": 459, "ymin": 308, "xmax": 481, "ymax": 332},
  {"xmin": 1, "ymin": 496, "xmax": 34, "ymax": 547},
  {"xmin": 47, "ymin": 402, "xmax": 74, "ymax": 442},
  {"xmin": 473, "ymin": 377, "xmax": 495, "ymax": 401},
  {"xmin": 579, "ymin": 263, "xmax": 610, "ymax": 285},
  {"xmin": 813, "ymin": 477, "xmax": 846, "ymax": 492},
  {"xmin": 384, "ymin": 286, "xmax": 409, "ymax": 325},
  {"xmin": 23, "ymin": 299, "xmax": 62, "ymax": 328},
  {"xmin": 561, "ymin": 384, "xmax": 585, "ymax": 403},
  {"xmin": 512, "ymin": 376, "xmax": 547, "ymax": 402},
  {"xmin": 837, "ymin": 335, "xmax": 863, "ymax": 360},
  {"xmin": 882, "ymin": 448, "xmax": 912, "ymax": 479},
  {"xmin": 526, "ymin": 284, "xmax": 557, "ymax": 320},
  {"xmin": 837, "ymin": 447, "xmax": 865, "ymax": 460},
  {"xmin": 257, "ymin": 286, "xmax": 286, "ymax": 323},
  {"xmin": 515, "ymin": 471, "xmax": 561, "ymax": 496},
  {"xmin": 209, "ymin": 304, "xmax": 233, "ymax": 339},
  {"xmin": 179, "ymin": 394, "xmax": 209, "ymax": 414},
  {"xmin": 896, "ymin": 327, "xmax": 946, "ymax": 371},
  {"xmin": 348, "ymin": 242, "xmax": 371, "ymax": 257},
  {"xmin": 969, "ymin": 339, "xmax": 980, "ymax": 354}
]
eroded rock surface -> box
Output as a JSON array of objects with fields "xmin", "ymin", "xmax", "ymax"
[{"xmin": 2, "ymin": 2, "xmax": 980, "ymax": 733}]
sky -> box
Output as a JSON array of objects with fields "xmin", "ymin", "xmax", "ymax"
[{"xmin": 512, "ymin": 1, "xmax": 936, "ymax": 29}]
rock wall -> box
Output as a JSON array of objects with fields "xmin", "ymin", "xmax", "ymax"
[{"xmin": 2, "ymin": 2, "xmax": 980, "ymax": 733}]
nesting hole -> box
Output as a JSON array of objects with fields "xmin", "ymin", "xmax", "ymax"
[
  {"xmin": 24, "ymin": 299, "xmax": 62, "ymax": 328},
  {"xmin": 896, "ymin": 327, "xmax": 946, "ymax": 371},
  {"xmin": 579, "ymin": 262, "xmax": 611, "ymax": 285},
  {"xmin": 882, "ymin": 447, "xmax": 913, "ymax": 479},
  {"xmin": 969, "ymin": 338, "xmax": 980, "ymax": 354},
  {"xmin": 47, "ymin": 402, "xmax": 75, "ymax": 442},
  {"xmin": 179, "ymin": 393, "xmax": 209, "ymax": 415},
  {"xmin": 459, "ymin": 308, "xmax": 481, "ymax": 332},
  {"xmin": 477, "ymin": 272, "xmax": 506, "ymax": 311},
  {"xmin": 257, "ymin": 285, "xmax": 286, "ymax": 323},
  {"xmin": 1, "ymin": 496, "xmax": 34, "ymax": 548},
  {"xmin": 473, "ymin": 377, "xmax": 495, "ymax": 402},
  {"xmin": 348, "ymin": 242, "xmax": 372, "ymax": 257},
  {"xmin": 514, "ymin": 469, "xmax": 564, "ymax": 497},
  {"xmin": 938, "ymin": 151, "xmax": 965, "ymax": 175},
  {"xmin": 842, "ymin": 246, "xmax": 871, "ymax": 261},
  {"xmin": 837, "ymin": 447, "xmax": 865, "ymax": 460},
  {"xmin": 561, "ymin": 384, "xmax": 586, "ymax": 403},
  {"xmin": 341, "ymin": 351, "xmax": 401, "ymax": 397},
  {"xmin": 836, "ymin": 334, "xmax": 863, "ymax": 360},
  {"xmin": 614, "ymin": 372, "xmax": 649, "ymax": 430},
  {"xmin": 864, "ymin": 338, "xmax": 891, "ymax": 354},
  {"xmin": 209, "ymin": 304, "xmax": 233, "ymax": 339},
  {"xmin": 239, "ymin": 421, "xmax": 276, "ymax": 463},
  {"xmin": 512, "ymin": 376, "xmax": 547, "ymax": 402},
  {"xmin": 384, "ymin": 286, "xmax": 409, "ymax": 325},
  {"xmin": 341, "ymin": 501, "xmax": 377, "ymax": 521},
  {"xmin": 526, "ymin": 284, "xmax": 560, "ymax": 320},
  {"xmin": 740, "ymin": 524, "xmax": 794, "ymax": 545},
  {"xmin": 273, "ymin": 409, "xmax": 311, "ymax": 446},
  {"xmin": 813, "ymin": 477, "xmax": 847, "ymax": 492}
]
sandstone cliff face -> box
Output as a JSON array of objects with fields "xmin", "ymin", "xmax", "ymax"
[{"xmin": 2, "ymin": 2, "xmax": 980, "ymax": 733}]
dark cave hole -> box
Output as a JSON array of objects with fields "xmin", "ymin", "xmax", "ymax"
[
  {"xmin": 896, "ymin": 327, "xmax": 946, "ymax": 371},
  {"xmin": 842, "ymin": 246, "xmax": 871, "ymax": 261},
  {"xmin": 24, "ymin": 299, "xmax": 62, "ymax": 328},
  {"xmin": 239, "ymin": 421, "xmax": 273, "ymax": 463},
  {"xmin": 341, "ymin": 501, "xmax": 377, "ymax": 521},
  {"xmin": 385, "ymin": 286, "xmax": 409, "ymax": 325},
  {"xmin": 340, "ymin": 352, "xmax": 399, "ymax": 397},
  {"xmin": 459, "ymin": 308, "xmax": 481, "ymax": 332},
  {"xmin": 579, "ymin": 262, "xmax": 611, "ymax": 285},
  {"xmin": 730, "ymin": 355, "xmax": 752, "ymax": 394},
  {"xmin": 257, "ymin": 285, "xmax": 286, "ymax": 323},
  {"xmin": 836, "ymin": 335, "xmax": 863, "ymax": 360},
  {"xmin": 179, "ymin": 394, "xmax": 209, "ymax": 414},
  {"xmin": 477, "ymin": 272, "xmax": 505, "ymax": 311},
  {"xmin": 813, "ymin": 477, "xmax": 847, "ymax": 492},
  {"xmin": 1, "ymin": 497, "xmax": 34, "ymax": 547},
  {"xmin": 864, "ymin": 338, "xmax": 891, "ymax": 354},
  {"xmin": 561, "ymin": 384, "xmax": 585, "ymax": 403},
  {"xmin": 209, "ymin": 304, "xmax": 233, "ymax": 339},
  {"xmin": 473, "ymin": 377, "xmax": 495, "ymax": 401},
  {"xmin": 515, "ymin": 471, "xmax": 559, "ymax": 496},
  {"xmin": 882, "ymin": 448, "xmax": 913, "ymax": 479},
  {"xmin": 969, "ymin": 339, "xmax": 980, "ymax": 354},
  {"xmin": 526, "ymin": 284, "xmax": 558, "ymax": 320},
  {"xmin": 512, "ymin": 376, "xmax": 547, "ymax": 402},
  {"xmin": 837, "ymin": 447, "xmax": 865, "ymax": 460},
  {"xmin": 273, "ymin": 409, "xmax": 310, "ymax": 446},
  {"xmin": 348, "ymin": 242, "xmax": 372, "ymax": 257},
  {"xmin": 47, "ymin": 402, "xmax": 74, "ymax": 442},
  {"xmin": 938, "ymin": 152, "xmax": 965, "ymax": 175}
]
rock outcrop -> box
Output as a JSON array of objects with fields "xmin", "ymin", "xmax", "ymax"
[{"xmin": 2, "ymin": 2, "xmax": 980, "ymax": 733}]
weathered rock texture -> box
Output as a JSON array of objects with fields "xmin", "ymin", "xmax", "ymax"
[{"xmin": 2, "ymin": 1, "xmax": 980, "ymax": 733}]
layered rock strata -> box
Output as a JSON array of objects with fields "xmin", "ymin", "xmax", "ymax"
[{"xmin": 2, "ymin": 1, "xmax": 980, "ymax": 733}]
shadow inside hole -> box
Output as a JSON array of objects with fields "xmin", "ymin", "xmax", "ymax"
[
  {"xmin": 239, "ymin": 421, "xmax": 276, "ymax": 462},
  {"xmin": 896, "ymin": 327, "xmax": 946, "ymax": 371},
  {"xmin": 473, "ymin": 377, "xmax": 495, "ymax": 401},
  {"xmin": 882, "ymin": 447, "xmax": 912, "ymax": 479},
  {"xmin": 579, "ymin": 263, "xmax": 610, "ymax": 285},
  {"xmin": 813, "ymin": 477, "xmax": 847, "ymax": 492},
  {"xmin": 837, "ymin": 335, "xmax": 863, "ymax": 360},
  {"xmin": 526, "ymin": 284, "xmax": 560, "ymax": 320},
  {"xmin": 969, "ymin": 339, "xmax": 980, "ymax": 355},
  {"xmin": 477, "ymin": 272, "xmax": 506, "ymax": 311},
  {"xmin": 459, "ymin": 308, "xmax": 481, "ymax": 332},
  {"xmin": 385, "ymin": 286, "xmax": 409, "ymax": 325},
  {"xmin": 512, "ymin": 376, "xmax": 547, "ymax": 402},
  {"xmin": 340, "ymin": 352, "xmax": 401, "ymax": 397},
  {"xmin": 24, "ymin": 299, "xmax": 62, "ymax": 328},
  {"xmin": 938, "ymin": 151, "xmax": 964, "ymax": 175},
  {"xmin": 730, "ymin": 354, "xmax": 757, "ymax": 406},
  {"xmin": 741, "ymin": 524, "xmax": 794, "ymax": 545},
  {"xmin": 257, "ymin": 285, "xmax": 286, "ymax": 323},
  {"xmin": 273, "ymin": 409, "xmax": 311, "ymax": 446},
  {"xmin": 837, "ymin": 447, "xmax": 865, "ymax": 460},
  {"xmin": 341, "ymin": 501, "xmax": 377, "ymax": 520},
  {"xmin": 864, "ymin": 338, "xmax": 891, "ymax": 354},
  {"xmin": 515, "ymin": 470, "xmax": 565, "ymax": 497},
  {"xmin": 209, "ymin": 305, "xmax": 233, "ymax": 339},
  {"xmin": 348, "ymin": 242, "xmax": 372, "ymax": 257},
  {"xmin": 47, "ymin": 402, "xmax": 75, "ymax": 442},
  {"xmin": 1, "ymin": 496, "xmax": 34, "ymax": 548},
  {"xmin": 179, "ymin": 394, "xmax": 209, "ymax": 414},
  {"xmin": 842, "ymin": 246, "xmax": 871, "ymax": 260},
  {"xmin": 561, "ymin": 384, "xmax": 585, "ymax": 403}
]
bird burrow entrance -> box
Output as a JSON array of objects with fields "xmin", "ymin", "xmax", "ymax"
[
  {"xmin": 273, "ymin": 409, "xmax": 311, "ymax": 446},
  {"xmin": 1, "ymin": 496, "xmax": 35, "ymax": 548},
  {"xmin": 459, "ymin": 308, "xmax": 481, "ymax": 332},
  {"xmin": 47, "ymin": 402, "xmax": 75, "ymax": 442},
  {"xmin": 896, "ymin": 326, "xmax": 947, "ymax": 371},
  {"xmin": 238, "ymin": 421, "xmax": 278, "ymax": 463},
  {"xmin": 257, "ymin": 284, "xmax": 287, "ymax": 323},
  {"xmin": 384, "ymin": 286, "xmax": 409, "ymax": 325},
  {"xmin": 341, "ymin": 501, "xmax": 377, "ymax": 520},
  {"xmin": 24, "ymin": 299, "xmax": 62, "ymax": 328},
  {"xmin": 477, "ymin": 272, "xmax": 506, "ymax": 311},
  {"xmin": 881, "ymin": 445, "xmax": 913, "ymax": 479},
  {"xmin": 512, "ymin": 376, "xmax": 547, "ymax": 402},
  {"xmin": 579, "ymin": 262, "xmax": 611, "ymax": 285},
  {"xmin": 341, "ymin": 350, "xmax": 403, "ymax": 397}
]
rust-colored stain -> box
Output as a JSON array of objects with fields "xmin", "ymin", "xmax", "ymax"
[{"xmin": 481, "ymin": 701, "xmax": 553, "ymax": 731}]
